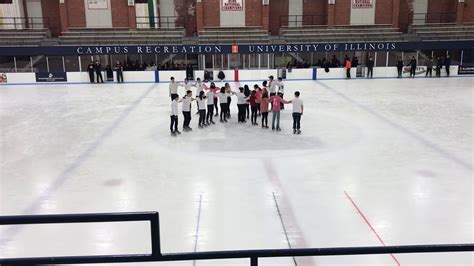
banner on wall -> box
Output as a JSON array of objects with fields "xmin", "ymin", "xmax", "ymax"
[
  {"xmin": 35, "ymin": 72, "xmax": 67, "ymax": 82},
  {"xmin": 87, "ymin": 0, "xmax": 108, "ymax": 9},
  {"xmin": 458, "ymin": 66, "xmax": 474, "ymax": 75},
  {"xmin": 352, "ymin": 0, "xmax": 373, "ymax": 8},
  {"xmin": 0, "ymin": 73, "xmax": 7, "ymax": 83},
  {"xmin": 222, "ymin": 0, "xmax": 243, "ymax": 11},
  {"xmin": 1, "ymin": 41, "xmax": 474, "ymax": 56}
]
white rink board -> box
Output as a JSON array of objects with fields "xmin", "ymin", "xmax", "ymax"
[
  {"xmin": 5, "ymin": 73, "xmax": 36, "ymax": 83},
  {"xmin": 239, "ymin": 69, "xmax": 278, "ymax": 81},
  {"xmin": 285, "ymin": 68, "xmax": 313, "ymax": 80}
]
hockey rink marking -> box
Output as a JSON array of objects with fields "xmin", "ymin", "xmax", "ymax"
[
  {"xmin": 272, "ymin": 192, "xmax": 298, "ymax": 266},
  {"xmin": 0, "ymin": 84, "xmax": 157, "ymax": 248},
  {"xmin": 193, "ymin": 194, "xmax": 204, "ymax": 266},
  {"xmin": 316, "ymin": 81, "xmax": 473, "ymax": 172},
  {"xmin": 344, "ymin": 191, "xmax": 401, "ymax": 266},
  {"xmin": 263, "ymin": 158, "xmax": 316, "ymax": 266}
]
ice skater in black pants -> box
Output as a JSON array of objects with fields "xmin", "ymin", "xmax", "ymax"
[
  {"xmin": 366, "ymin": 56, "xmax": 374, "ymax": 79},
  {"xmin": 170, "ymin": 94, "xmax": 182, "ymax": 136},
  {"xmin": 218, "ymin": 87, "xmax": 235, "ymax": 123},
  {"xmin": 277, "ymin": 77, "xmax": 285, "ymax": 110},
  {"xmin": 87, "ymin": 61, "xmax": 95, "ymax": 83},
  {"xmin": 426, "ymin": 57, "xmax": 433, "ymax": 78},
  {"xmin": 408, "ymin": 56, "xmax": 417, "ymax": 78},
  {"xmin": 258, "ymin": 93, "xmax": 270, "ymax": 129},
  {"xmin": 196, "ymin": 91, "xmax": 207, "ymax": 128},
  {"xmin": 114, "ymin": 61, "xmax": 124, "ymax": 83},
  {"xmin": 249, "ymin": 90, "xmax": 258, "ymax": 126},
  {"xmin": 236, "ymin": 87, "xmax": 249, "ymax": 123},
  {"xmin": 396, "ymin": 57, "xmax": 403, "ymax": 78},
  {"xmin": 244, "ymin": 85, "xmax": 251, "ymax": 119},
  {"xmin": 181, "ymin": 90, "xmax": 195, "ymax": 131},
  {"xmin": 444, "ymin": 55, "xmax": 451, "ymax": 77},
  {"xmin": 94, "ymin": 60, "xmax": 104, "ymax": 83},
  {"xmin": 225, "ymin": 83, "xmax": 232, "ymax": 119},
  {"xmin": 290, "ymin": 91, "xmax": 303, "ymax": 135},
  {"xmin": 205, "ymin": 86, "xmax": 216, "ymax": 125}
]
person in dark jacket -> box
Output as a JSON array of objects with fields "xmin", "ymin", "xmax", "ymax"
[
  {"xmin": 105, "ymin": 65, "xmax": 113, "ymax": 81},
  {"xmin": 396, "ymin": 57, "xmax": 404, "ymax": 78},
  {"xmin": 87, "ymin": 61, "xmax": 95, "ymax": 83},
  {"xmin": 330, "ymin": 55, "xmax": 340, "ymax": 67},
  {"xmin": 444, "ymin": 55, "xmax": 451, "ymax": 77},
  {"xmin": 426, "ymin": 57, "xmax": 433, "ymax": 78},
  {"xmin": 366, "ymin": 56, "xmax": 374, "ymax": 78},
  {"xmin": 436, "ymin": 57, "xmax": 442, "ymax": 77},
  {"xmin": 408, "ymin": 56, "xmax": 417, "ymax": 78},
  {"xmin": 94, "ymin": 60, "xmax": 104, "ymax": 83},
  {"xmin": 114, "ymin": 61, "xmax": 124, "ymax": 83},
  {"xmin": 351, "ymin": 56, "xmax": 359, "ymax": 68}
]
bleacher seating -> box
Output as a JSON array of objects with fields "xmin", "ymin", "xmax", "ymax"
[
  {"xmin": 281, "ymin": 25, "xmax": 403, "ymax": 43},
  {"xmin": 0, "ymin": 29, "xmax": 49, "ymax": 46},
  {"xmin": 410, "ymin": 23, "xmax": 474, "ymax": 41},
  {"xmin": 198, "ymin": 27, "xmax": 270, "ymax": 44},
  {"xmin": 59, "ymin": 27, "xmax": 185, "ymax": 45}
]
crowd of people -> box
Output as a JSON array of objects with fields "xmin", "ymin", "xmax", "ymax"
[
  {"xmin": 339, "ymin": 54, "xmax": 452, "ymax": 79},
  {"xmin": 87, "ymin": 60, "xmax": 194, "ymax": 83},
  {"xmin": 169, "ymin": 76, "xmax": 304, "ymax": 137}
]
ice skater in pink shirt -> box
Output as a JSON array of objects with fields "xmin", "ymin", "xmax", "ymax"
[{"xmin": 269, "ymin": 94, "xmax": 290, "ymax": 131}]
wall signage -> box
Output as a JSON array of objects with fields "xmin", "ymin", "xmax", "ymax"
[
  {"xmin": 222, "ymin": 0, "xmax": 243, "ymax": 11},
  {"xmin": 352, "ymin": 0, "xmax": 373, "ymax": 8}
]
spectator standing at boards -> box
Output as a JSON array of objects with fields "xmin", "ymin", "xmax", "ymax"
[
  {"xmin": 94, "ymin": 60, "xmax": 104, "ymax": 83},
  {"xmin": 114, "ymin": 61, "xmax": 124, "ymax": 83}
]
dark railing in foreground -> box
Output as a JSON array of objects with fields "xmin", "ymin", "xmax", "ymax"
[{"xmin": 0, "ymin": 212, "xmax": 473, "ymax": 265}]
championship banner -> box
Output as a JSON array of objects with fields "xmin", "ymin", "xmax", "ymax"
[
  {"xmin": 35, "ymin": 72, "xmax": 67, "ymax": 82},
  {"xmin": 222, "ymin": 0, "xmax": 243, "ymax": 11},
  {"xmin": 0, "ymin": 73, "xmax": 7, "ymax": 83},
  {"xmin": 352, "ymin": 0, "xmax": 373, "ymax": 8}
]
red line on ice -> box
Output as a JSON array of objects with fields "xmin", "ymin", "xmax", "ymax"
[{"xmin": 344, "ymin": 190, "xmax": 401, "ymax": 266}]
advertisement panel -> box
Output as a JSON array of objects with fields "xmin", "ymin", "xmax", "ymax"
[
  {"xmin": 458, "ymin": 66, "xmax": 474, "ymax": 75},
  {"xmin": 35, "ymin": 72, "xmax": 68, "ymax": 82}
]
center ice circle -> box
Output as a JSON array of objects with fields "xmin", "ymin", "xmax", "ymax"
[{"xmin": 154, "ymin": 112, "xmax": 363, "ymax": 158}]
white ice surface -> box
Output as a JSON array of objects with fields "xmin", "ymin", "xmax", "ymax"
[{"xmin": 0, "ymin": 78, "xmax": 473, "ymax": 266}]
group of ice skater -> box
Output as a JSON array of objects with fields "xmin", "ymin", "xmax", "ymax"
[{"xmin": 169, "ymin": 75, "xmax": 304, "ymax": 136}]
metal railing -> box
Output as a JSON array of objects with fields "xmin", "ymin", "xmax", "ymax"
[
  {"xmin": 0, "ymin": 17, "xmax": 50, "ymax": 30},
  {"xmin": 410, "ymin": 12, "xmax": 457, "ymax": 24},
  {"xmin": 280, "ymin": 15, "xmax": 327, "ymax": 28},
  {"xmin": 135, "ymin": 16, "xmax": 186, "ymax": 29},
  {"xmin": 0, "ymin": 212, "xmax": 473, "ymax": 265}
]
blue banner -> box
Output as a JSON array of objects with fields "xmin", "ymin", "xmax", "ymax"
[{"xmin": 0, "ymin": 41, "xmax": 473, "ymax": 56}]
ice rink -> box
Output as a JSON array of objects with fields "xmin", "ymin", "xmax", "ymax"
[{"xmin": 0, "ymin": 77, "xmax": 473, "ymax": 266}]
